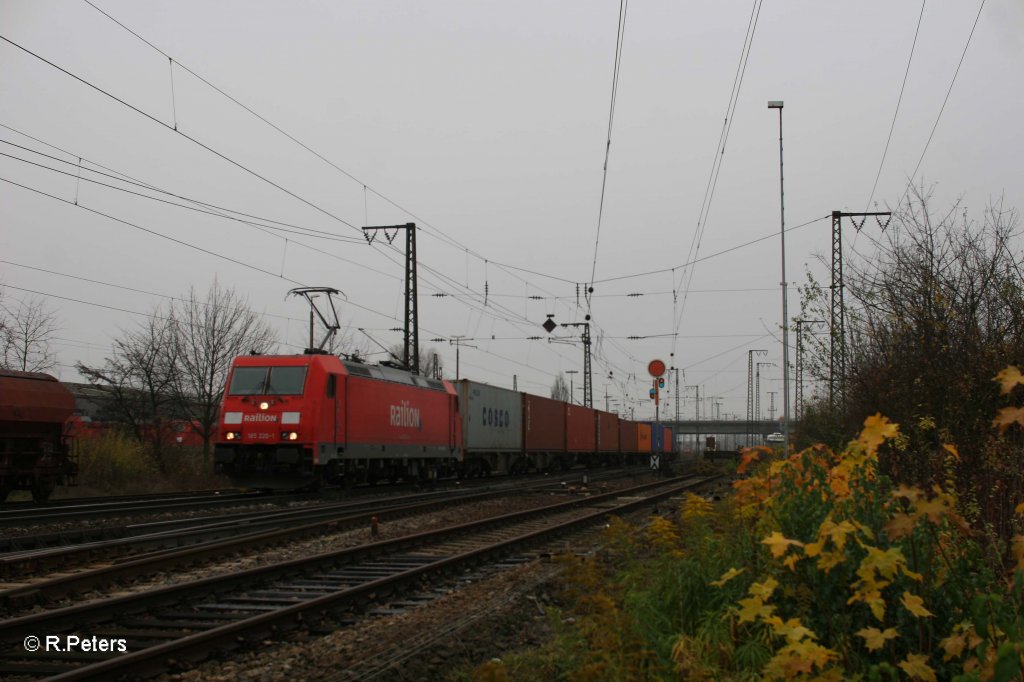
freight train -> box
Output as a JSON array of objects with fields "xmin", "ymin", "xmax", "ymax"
[
  {"xmin": 213, "ymin": 352, "xmax": 674, "ymax": 489},
  {"xmin": 0, "ymin": 369, "xmax": 78, "ymax": 502}
]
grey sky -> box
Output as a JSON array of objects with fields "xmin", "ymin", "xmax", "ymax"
[{"xmin": 1, "ymin": 0, "xmax": 1020, "ymax": 422}]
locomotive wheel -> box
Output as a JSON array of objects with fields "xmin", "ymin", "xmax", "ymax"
[{"xmin": 30, "ymin": 478, "xmax": 56, "ymax": 503}]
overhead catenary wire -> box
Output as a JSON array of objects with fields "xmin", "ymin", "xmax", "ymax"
[
  {"xmin": 79, "ymin": 0, "xmax": 584, "ymax": 321},
  {"xmin": 587, "ymin": 0, "xmax": 629, "ymax": 301},
  {"xmin": 0, "ymin": 116, "xmax": 569, "ymax": 365},
  {"xmin": 895, "ymin": 0, "xmax": 986, "ymax": 209},
  {"xmin": 4, "ymin": 3, "xmax": 802, "ymax": 409},
  {"xmin": 0, "ymin": 259, "xmax": 305, "ymax": 325},
  {"xmin": 1, "ymin": 10, "xmax": 626, "ymax": 385},
  {"xmin": 672, "ymin": 0, "xmax": 763, "ymax": 354},
  {"xmin": 2, "ymin": 173, "xmax": 579, "ymax": 389},
  {"xmin": 0, "ymin": 141, "xmax": 365, "ymax": 244},
  {"xmin": 864, "ymin": 0, "xmax": 926, "ymax": 211}
]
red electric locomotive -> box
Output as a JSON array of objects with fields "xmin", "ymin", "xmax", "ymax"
[{"xmin": 214, "ymin": 353, "xmax": 462, "ymax": 488}]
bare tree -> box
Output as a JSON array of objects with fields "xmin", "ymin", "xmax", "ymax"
[
  {"xmin": 798, "ymin": 187, "xmax": 1024, "ymax": 536},
  {"xmin": 169, "ymin": 281, "xmax": 277, "ymax": 458},
  {"xmin": 1, "ymin": 295, "xmax": 59, "ymax": 373},
  {"xmin": 385, "ymin": 343, "xmax": 442, "ymax": 377},
  {"xmin": 551, "ymin": 373, "xmax": 570, "ymax": 402},
  {"xmin": 77, "ymin": 310, "xmax": 180, "ymax": 466}
]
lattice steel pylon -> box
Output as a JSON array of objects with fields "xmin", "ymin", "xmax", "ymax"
[
  {"xmin": 746, "ymin": 349, "xmax": 767, "ymax": 447},
  {"xmin": 756, "ymin": 361, "xmax": 773, "ymax": 423},
  {"xmin": 561, "ymin": 320, "xmax": 592, "ymax": 408},
  {"xmin": 794, "ymin": 319, "xmax": 821, "ymax": 423},
  {"xmin": 363, "ymin": 222, "xmax": 419, "ymax": 374},
  {"xmin": 829, "ymin": 211, "xmax": 890, "ymax": 410}
]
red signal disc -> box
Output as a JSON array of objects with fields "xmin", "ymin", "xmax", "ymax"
[{"xmin": 648, "ymin": 359, "xmax": 666, "ymax": 377}]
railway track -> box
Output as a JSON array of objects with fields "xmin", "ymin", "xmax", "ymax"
[
  {"xmin": 0, "ymin": 474, "xmax": 710, "ymax": 680},
  {"xmin": 0, "ymin": 490, "xmax": 299, "ymax": 530},
  {"xmin": 0, "ymin": 466, "xmax": 649, "ymax": 535},
  {"xmin": 0, "ymin": 468, "xmax": 649, "ymax": 608},
  {"xmin": 0, "ymin": 466, "xmax": 643, "ymax": 554}
]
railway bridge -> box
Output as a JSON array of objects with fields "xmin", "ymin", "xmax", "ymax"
[{"xmin": 660, "ymin": 419, "xmax": 783, "ymax": 455}]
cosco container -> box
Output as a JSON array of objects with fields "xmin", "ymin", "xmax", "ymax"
[{"xmin": 457, "ymin": 380, "xmax": 523, "ymax": 453}]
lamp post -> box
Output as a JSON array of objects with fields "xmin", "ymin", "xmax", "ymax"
[
  {"xmin": 449, "ymin": 336, "xmax": 477, "ymax": 380},
  {"xmin": 566, "ymin": 369, "xmax": 579, "ymax": 404},
  {"xmin": 768, "ymin": 99, "xmax": 791, "ymax": 454}
]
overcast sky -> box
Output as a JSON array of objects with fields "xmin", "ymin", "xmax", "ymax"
[{"xmin": 1, "ymin": 0, "xmax": 1020, "ymax": 422}]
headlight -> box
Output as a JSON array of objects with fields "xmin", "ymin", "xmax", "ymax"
[
  {"xmin": 225, "ymin": 431, "xmax": 241, "ymax": 441},
  {"xmin": 259, "ymin": 401, "xmax": 270, "ymax": 410},
  {"xmin": 282, "ymin": 431, "xmax": 299, "ymax": 441}
]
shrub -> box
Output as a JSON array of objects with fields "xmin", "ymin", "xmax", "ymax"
[{"xmin": 482, "ymin": 367, "xmax": 1024, "ymax": 680}]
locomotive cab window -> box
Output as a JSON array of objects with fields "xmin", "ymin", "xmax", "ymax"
[
  {"xmin": 228, "ymin": 366, "xmax": 308, "ymax": 396},
  {"xmin": 266, "ymin": 366, "xmax": 307, "ymax": 395},
  {"xmin": 228, "ymin": 367, "xmax": 268, "ymax": 395}
]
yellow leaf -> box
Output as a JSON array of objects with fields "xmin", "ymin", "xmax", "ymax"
[
  {"xmin": 859, "ymin": 413, "xmax": 899, "ymax": 454},
  {"xmin": 856, "ymin": 626, "xmax": 899, "ymax": 651},
  {"xmin": 903, "ymin": 566, "xmax": 924, "ymax": 582},
  {"xmin": 940, "ymin": 631, "xmax": 967, "ymax": 662},
  {"xmin": 709, "ymin": 567, "xmax": 745, "ymax": 587},
  {"xmin": 748, "ymin": 577, "xmax": 779, "ymax": 600},
  {"xmin": 994, "ymin": 365, "xmax": 1024, "ymax": 395},
  {"xmin": 915, "ymin": 497, "xmax": 949, "ymax": 524},
  {"xmin": 775, "ymin": 618, "xmax": 817, "ymax": 644},
  {"xmin": 942, "ymin": 443, "xmax": 960, "ymax": 461},
  {"xmin": 863, "ymin": 546, "xmax": 909, "ymax": 580},
  {"xmin": 1016, "ymin": 501, "xmax": 1024, "ymax": 516},
  {"xmin": 783, "ymin": 553, "xmax": 801, "ymax": 571},
  {"xmin": 902, "ymin": 591, "xmax": 934, "ymax": 618},
  {"xmin": 848, "ymin": 588, "xmax": 887, "ymax": 622},
  {"xmin": 884, "ymin": 512, "xmax": 917, "ymax": 540},
  {"xmin": 737, "ymin": 596, "xmax": 774, "ymax": 624},
  {"xmin": 992, "ymin": 407, "xmax": 1024, "ymax": 435},
  {"xmin": 892, "ymin": 484, "xmax": 923, "ymax": 504},
  {"xmin": 804, "ymin": 540, "xmax": 823, "ymax": 558},
  {"xmin": 829, "ymin": 471, "xmax": 851, "ymax": 497},
  {"xmin": 898, "ymin": 653, "xmax": 938, "ymax": 682},
  {"xmin": 1011, "ymin": 535, "xmax": 1024, "ymax": 572},
  {"xmin": 762, "ymin": 531, "xmax": 804, "ymax": 559},
  {"xmin": 737, "ymin": 448, "xmax": 761, "ymax": 474}
]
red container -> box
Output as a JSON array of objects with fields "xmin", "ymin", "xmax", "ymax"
[
  {"xmin": 637, "ymin": 423, "xmax": 652, "ymax": 453},
  {"xmin": 522, "ymin": 394, "xmax": 566, "ymax": 452},
  {"xmin": 565, "ymin": 404, "xmax": 596, "ymax": 452},
  {"xmin": 662, "ymin": 426, "xmax": 673, "ymax": 453},
  {"xmin": 619, "ymin": 420, "xmax": 639, "ymax": 453},
  {"xmin": 597, "ymin": 411, "xmax": 619, "ymax": 452}
]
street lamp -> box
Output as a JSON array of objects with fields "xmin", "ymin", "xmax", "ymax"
[
  {"xmin": 566, "ymin": 369, "xmax": 579, "ymax": 404},
  {"xmin": 768, "ymin": 99, "xmax": 791, "ymax": 454}
]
